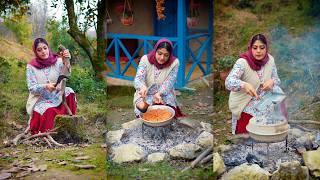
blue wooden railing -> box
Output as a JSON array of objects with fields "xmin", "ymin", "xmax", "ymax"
[{"xmin": 104, "ymin": 33, "xmax": 211, "ymax": 88}]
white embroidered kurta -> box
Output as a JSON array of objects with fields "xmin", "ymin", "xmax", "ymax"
[{"xmin": 26, "ymin": 58, "xmax": 74, "ymax": 115}]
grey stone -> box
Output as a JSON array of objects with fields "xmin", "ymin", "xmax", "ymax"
[
  {"xmin": 200, "ymin": 122, "xmax": 212, "ymax": 133},
  {"xmin": 112, "ymin": 144, "xmax": 145, "ymax": 163},
  {"xmin": 196, "ymin": 131, "xmax": 213, "ymax": 148},
  {"xmin": 213, "ymin": 152, "xmax": 226, "ymax": 177},
  {"xmin": 106, "ymin": 129, "xmax": 125, "ymax": 144},
  {"xmin": 303, "ymin": 148, "xmax": 320, "ymax": 177},
  {"xmin": 147, "ymin": 153, "xmax": 168, "ymax": 163},
  {"xmin": 295, "ymin": 133, "xmax": 313, "ymax": 150},
  {"xmin": 178, "ymin": 118, "xmax": 201, "ymax": 129},
  {"xmin": 271, "ymin": 161, "xmax": 309, "ymax": 180},
  {"xmin": 121, "ymin": 119, "xmax": 142, "ymax": 130},
  {"xmin": 221, "ymin": 163, "xmax": 270, "ymax": 180},
  {"xmin": 169, "ymin": 143, "xmax": 201, "ymax": 159}
]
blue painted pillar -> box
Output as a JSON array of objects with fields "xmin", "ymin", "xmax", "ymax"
[
  {"xmin": 206, "ymin": 1, "xmax": 213, "ymax": 74},
  {"xmin": 177, "ymin": 0, "xmax": 187, "ymax": 88},
  {"xmin": 115, "ymin": 38, "xmax": 120, "ymax": 75}
]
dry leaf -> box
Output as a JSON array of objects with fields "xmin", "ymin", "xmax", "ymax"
[
  {"xmin": 73, "ymin": 164, "xmax": 96, "ymax": 169},
  {"xmin": 2, "ymin": 167, "xmax": 20, "ymax": 173},
  {"xmin": 15, "ymin": 171, "xmax": 30, "ymax": 178},
  {"xmin": 29, "ymin": 165, "xmax": 40, "ymax": 172},
  {"xmin": 0, "ymin": 172, "xmax": 11, "ymax": 179},
  {"xmin": 100, "ymin": 144, "xmax": 107, "ymax": 148},
  {"xmin": 72, "ymin": 152, "xmax": 84, "ymax": 157},
  {"xmin": 38, "ymin": 164, "xmax": 47, "ymax": 171},
  {"xmin": 58, "ymin": 161, "xmax": 67, "ymax": 165},
  {"xmin": 75, "ymin": 156, "xmax": 90, "ymax": 160}
]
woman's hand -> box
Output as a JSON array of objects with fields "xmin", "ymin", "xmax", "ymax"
[
  {"xmin": 60, "ymin": 49, "xmax": 71, "ymax": 65},
  {"xmin": 243, "ymin": 82, "xmax": 259, "ymax": 99},
  {"xmin": 45, "ymin": 83, "xmax": 56, "ymax": 92},
  {"xmin": 139, "ymin": 85, "xmax": 147, "ymax": 98},
  {"xmin": 261, "ymin": 79, "xmax": 274, "ymax": 91},
  {"xmin": 153, "ymin": 92, "xmax": 163, "ymax": 104}
]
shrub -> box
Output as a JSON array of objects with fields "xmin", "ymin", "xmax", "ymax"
[
  {"xmin": 306, "ymin": 0, "xmax": 320, "ymax": 17},
  {"xmin": 67, "ymin": 66, "xmax": 107, "ymax": 102},
  {"xmin": 3, "ymin": 15, "xmax": 32, "ymax": 46},
  {"xmin": 217, "ymin": 55, "xmax": 237, "ymax": 71},
  {"xmin": 0, "ymin": 56, "xmax": 11, "ymax": 83},
  {"xmin": 235, "ymin": 0, "xmax": 255, "ymax": 9}
]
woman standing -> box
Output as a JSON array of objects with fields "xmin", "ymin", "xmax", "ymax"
[
  {"xmin": 225, "ymin": 34, "xmax": 286, "ymax": 134},
  {"xmin": 26, "ymin": 38, "xmax": 77, "ymax": 135},
  {"xmin": 133, "ymin": 38, "xmax": 184, "ymax": 118}
]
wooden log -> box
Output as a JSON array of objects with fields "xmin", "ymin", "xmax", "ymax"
[
  {"xmin": 289, "ymin": 120, "xmax": 320, "ymax": 125},
  {"xmin": 43, "ymin": 137, "xmax": 52, "ymax": 148},
  {"xmin": 12, "ymin": 133, "xmax": 27, "ymax": 146},
  {"xmin": 22, "ymin": 132, "xmax": 57, "ymax": 142},
  {"xmin": 182, "ymin": 145, "xmax": 213, "ymax": 172},
  {"xmin": 47, "ymin": 135, "xmax": 65, "ymax": 147},
  {"xmin": 199, "ymin": 154, "xmax": 213, "ymax": 165}
]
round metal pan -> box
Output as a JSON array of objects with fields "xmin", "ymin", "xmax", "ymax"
[{"xmin": 140, "ymin": 105, "xmax": 175, "ymax": 127}]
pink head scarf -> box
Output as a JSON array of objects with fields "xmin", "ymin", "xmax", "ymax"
[
  {"xmin": 240, "ymin": 34, "xmax": 269, "ymax": 71},
  {"xmin": 147, "ymin": 38, "xmax": 177, "ymax": 69},
  {"xmin": 28, "ymin": 38, "xmax": 58, "ymax": 69}
]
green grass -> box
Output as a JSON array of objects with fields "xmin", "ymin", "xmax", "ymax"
[
  {"xmin": 108, "ymin": 95, "xmax": 133, "ymax": 109},
  {"xmin": 314, "ymin": 105, "xmax": 320, "ymax": 120},
  {"xmin": 0, "ymin": 143, "xmax": 106, "ymax": 178},
  {"xmin": 106, "ymin": 160, "xmax": 213, "ymax": 179},
  {"xmin": 214, "ymin": 0, "xmax": 319, "ymax": 60}
]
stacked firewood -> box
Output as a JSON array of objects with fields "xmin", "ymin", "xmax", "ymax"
[{"xmin": 156, "ymin": 0, "xmax": 166, "ymax": 20}]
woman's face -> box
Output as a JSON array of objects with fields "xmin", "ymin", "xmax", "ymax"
[
  {"xmin": 251, "ymin": 40, "xmax": 267, "ymax": 60},
  {"xmin": 36, "ymin": 43, "xmax": 49, "ymax": 60},
  {"xmin": 155, "ymin": 48, "xmax": 170, "ymax": 64}
]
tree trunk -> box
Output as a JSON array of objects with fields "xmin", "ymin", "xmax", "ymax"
[
  {"xmin": 53, "ymin": 115, "xmax": 87, "ymax": 143},
  {"xmin": 64, "ymin": 0, "xmax": 107, "ymax": 80}
]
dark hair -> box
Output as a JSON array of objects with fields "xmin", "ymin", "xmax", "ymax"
[
  {"xmin": 34, "ymin": 38, "xmax": 48, "ymax": 49},
  {"xmin": 156, "ymin": 42, "xmax": 172, "ymax": 54},
  {"xmin": 250, "ymin": 34, "xmax": 268, "ymax": 47}
]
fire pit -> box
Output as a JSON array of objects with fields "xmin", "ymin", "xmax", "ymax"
[
  {"xmin": 246, "ymin": 91, "xmax": 289, "ymax": 153},
  {"xmin": 140, "ymin": 105, "xmax": 175, "ymax": 140}
]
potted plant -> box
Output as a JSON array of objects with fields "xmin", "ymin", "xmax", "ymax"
[
  {"xmin": 217, "ymin": 55, "xmax": 237, "ymax": 81},
  {"xmin": 187, "ymin": 6, "xmax": 200, "ymax": 28},
  {"xmin": 121, "ymin": 9, "xmax": 134, "ymax": 26}
]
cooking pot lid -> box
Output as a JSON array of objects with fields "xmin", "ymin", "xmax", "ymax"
[{"xmin": 256, "ymin": 91, "xmax": 286, "ymax": 112}]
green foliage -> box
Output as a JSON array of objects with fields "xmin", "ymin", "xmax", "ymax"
[
  {"xmin": 3, "ymin": 15, "xmax": 32, "ymax": 46},
  {"xmin": 314, "ymin": 105, "xmax": 320, "ymax": 120},
  {"xmin": 0, "ymin": 56, "xmax": 11, "ymax": 83},
  {"xmin": 0, "ymin": 93, "xmax": 10, "ymax": 119},
  {"xmin": 305, "ymin": 0, "xmax": 320, "ymax": 17},
  {"xmin": 217, "ymin": 55, "xmax": 237, "ymax": 71},
  {"xmin": 235, "ymin": 0, "xmax": 255, "ymax": 9},
  {"xmin": 50, "ymin": 0, "xmax": 98, "ymax": 32},
  {"xmin": 259, "ymin": 2, "xmax": 274, "ymax": 13},
  {"xmin": 46, "ymin": 19, "xmax": 89, "ymax": 65},
  {"xmin": 68, "ymin": 66, "xmax": 107, "ymax": 103},
  {"xmin": 0, "ymin": 0, "xmax": 29, "ymax": 17}
]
